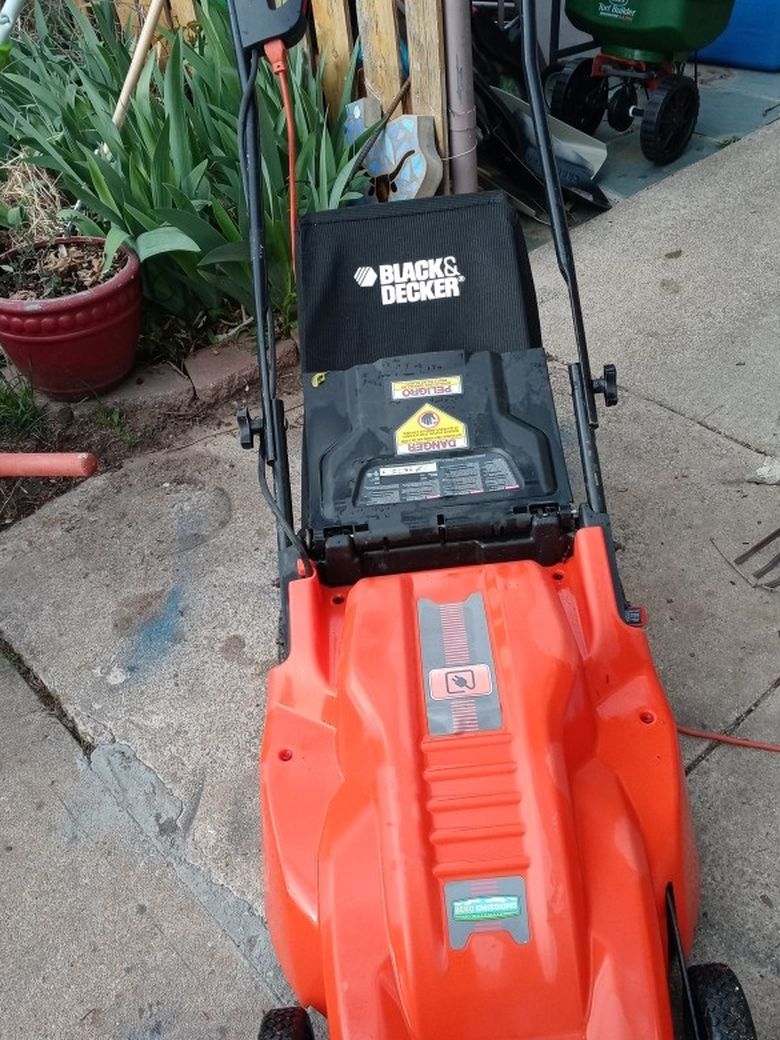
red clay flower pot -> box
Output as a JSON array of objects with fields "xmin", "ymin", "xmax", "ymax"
[{"xmin": 0, "ymin": 237, "xmax": 141, "ymax": 401}]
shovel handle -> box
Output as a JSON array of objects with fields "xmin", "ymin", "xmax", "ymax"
[{"xmin": 0, "ymin": 452, "xmax": 98, "ymax": 478}]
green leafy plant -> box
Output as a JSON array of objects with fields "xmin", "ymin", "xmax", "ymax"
[
  {"xmin": 0, "ymin": 371, "xmax": 45, "ymax": 434},
  {"xmin": 95, "ymin": 403, "xmax": 138, "ymax": 445},
  {"xmin": 0, "ymin": 202, "xmax": 25, "ymax": 233},
  {"xmin": 0, "ymin": 0, "xmax": 368, "ymax": 324}
]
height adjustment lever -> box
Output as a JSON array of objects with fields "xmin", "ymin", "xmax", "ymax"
[
  {"xmin": 237, "ymin": 407, "xmax": 264, "ymax": 450},
  {"xmin": 592, "ymin": 363, "xmax": 618, "ymax": 407}
]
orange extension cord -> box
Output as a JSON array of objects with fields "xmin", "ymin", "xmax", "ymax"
[
  {"xmin": 264, "ymin": 40, "xmax": 298, "ymax": 273},
  {"xmin": 677, "ymin": 724, "xmax": 780, "ymax": 754}
]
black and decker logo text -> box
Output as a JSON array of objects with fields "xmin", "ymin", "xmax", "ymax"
[{"xmin": 354, "ymin": 256, "xmax": 464, "ymax": 305}]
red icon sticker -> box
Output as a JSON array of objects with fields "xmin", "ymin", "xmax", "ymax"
[{"xmin": 429, "ymin": 664, "xmax": 493, "ymax": 700}]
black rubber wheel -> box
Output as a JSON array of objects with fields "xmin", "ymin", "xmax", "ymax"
[
  {"xmin": 640, "ymin": 75, "xmax": 699, "ymax": 165},
  {"xmin": 688, "ymin": 964, "xmax": 758, "ymax": 1040},
  {"xmin": 542, "ymin": 60, "xmax": 565, "ymax": 107},
  {"xmin": 607, "ymin": 82, "xmax": 637, "ymax": 132},
  {"xmin": 549, "ymin": 58, "xmax": 607, "ymax": 135},
  {"xmin": 258, "ymin": 1007, "xmax": 314, "ymax": 1040}
]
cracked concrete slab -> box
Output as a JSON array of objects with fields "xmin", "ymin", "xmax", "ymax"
[
  {"xmin": 0, "ymin": 428, "xmax": 290, "ymax": 911},
  {"xmin": 533, "ymin": 120, "xmax": 780, "ymax": 456},
  {"xmin": 0, "ymin": 656, "xmax": 283, "ymax": 1040},
  {"xmin": 688, "ymin": 687, "xmax": 780, "ymax": 1040}
]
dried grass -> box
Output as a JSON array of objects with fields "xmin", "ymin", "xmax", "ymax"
[{"xmin": 0, "ymin": 153, "xmax": 67, "ymax": 248}]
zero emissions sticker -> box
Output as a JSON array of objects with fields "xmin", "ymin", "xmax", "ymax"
[{"xmin": 452, "ymin": 895, "xmax": 521, "ymax": 923}]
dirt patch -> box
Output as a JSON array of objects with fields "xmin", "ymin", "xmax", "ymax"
[
  {"xmin": 0, "ymin": 345, "xmax": 301, "ymax": 529},
  {"xmin": 0, "ymin": 240, "xmax": 125, "ymax": 301},
  {"xmin": 0, "ymin": 398, "xmax": 219, "ymax": 527}
]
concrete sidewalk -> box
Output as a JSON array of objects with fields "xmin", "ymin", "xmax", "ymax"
[
  {"xmin": 0, "ymin": 656, "xmax": 285, "ymax": 1040},
  {"xmin": 1, "ymin": 124, "xmax": 779, "ymax": 1036}
]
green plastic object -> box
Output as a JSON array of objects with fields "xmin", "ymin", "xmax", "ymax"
[{"xmin": 565, "ymin": 0, "xmax": 736, "ymax": 62}]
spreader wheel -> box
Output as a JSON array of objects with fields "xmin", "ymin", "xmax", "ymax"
[
  {"xmin": 549, "ymin": 58, "xmax": 607, "ymax": 136},
  {"xmin": 688, "ymin": 964, "xmax": 757, "ymax": 1040},
  {"xmin": 640, "ymin": 75, "xmax": 699, "ymax": 165},
  {"xmin": 258, "ymin": 1007, "xmax": 314, "ymax": 1040},
  {"xmin": 607, "ymin": 82, "xmax": 637, "ymax": 132}
]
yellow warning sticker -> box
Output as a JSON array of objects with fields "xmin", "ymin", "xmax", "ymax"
[
  {"xmin": 395, "ymin": 405, "xmax": 469, "ymax": 456},
  {"xmin": 391, "ymin": 375, "xmax": 463, "ymax": 402}
]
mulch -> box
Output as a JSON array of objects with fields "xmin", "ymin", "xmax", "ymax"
[{"xmin": 0, "ymin": 240, "xmax": 125, "ymax": 301}]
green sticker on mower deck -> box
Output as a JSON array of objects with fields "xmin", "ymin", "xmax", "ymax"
[
  {"xmin": 453, "ymin": 895, "xmax": 521, "ymax": 923},
  {"xmin": 445, "ymin": 877, "xmax": 529, "ymax": 949}
]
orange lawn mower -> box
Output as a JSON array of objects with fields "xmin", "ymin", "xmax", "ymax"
[{"xmin": 230, "ymin": 1, "xmax": 761, "ymax": 1038}]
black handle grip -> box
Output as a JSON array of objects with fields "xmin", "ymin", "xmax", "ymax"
[{"xmin": 232, "ymin": 0, "xmax": 307, "ymax": 51}]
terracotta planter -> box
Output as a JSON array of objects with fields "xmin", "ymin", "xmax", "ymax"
[{"xmin": 0, "ymin": 237, "xmax": 141, "ymax": 400}]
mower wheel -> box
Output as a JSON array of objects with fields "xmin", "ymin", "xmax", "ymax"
[
  {"xmin": 258, "ymin": 1007, "xmax": 314, "ymax": 1040},
  {"xmin": 688, "ymin": 964, "xmax": 757, "ymax": 1040},
  {"xmin": 549, "ymin": 58, "xmax": 607, "ymax": 136},
  {"xmin": 640, "ymin": 75, "xmax": 699, "ymax": 165}
]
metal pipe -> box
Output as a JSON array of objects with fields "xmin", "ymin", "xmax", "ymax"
[
  {"xmin": 443, "ymin": 0, "xmax": 478, "ymax": 194},
  {"xmin": 569, "ymin": 365, "xmax": 606, "ymax": 514}
]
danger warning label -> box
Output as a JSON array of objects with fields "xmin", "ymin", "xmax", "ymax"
[
  {"xmin": 395, "ymin": 405, "xmax": 468, "ymax": 456},
  {"xmin": 390, "ymin": 375, "xmax": 463, "ymax": 401}
]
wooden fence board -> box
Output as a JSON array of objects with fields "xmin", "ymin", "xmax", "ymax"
[
  {"xmin": 355, "ymin": 0, "xmax": 402, "ymax": 114},
  {"xmin": 112, "ymin": 0, "xmax": 196, "ymax": 39},
  {"xmin": 310, "ymin": 0, "xmax": 353, "ymax": 120},
  {"xmin": 405, "ymin": 0, "xmax": 448, "ymax": 157}
]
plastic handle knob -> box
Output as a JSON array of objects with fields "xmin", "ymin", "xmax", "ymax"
[{"xmin": 236, "ymin": 407, "xmax": 263, "ymax": 450}]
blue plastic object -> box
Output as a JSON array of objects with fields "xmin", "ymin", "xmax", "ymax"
[{"xmin": 699, "ymin": 0, "xmax": 780, "ymax": 71}]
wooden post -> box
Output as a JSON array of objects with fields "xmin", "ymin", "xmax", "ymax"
[
  {"xmin": 112, "ymin": 0, "xmax": 196, "ymax": 39},
  {"xmin": 356, "ymin": 0, "xmax": 402, "ymax": 114},
  {"xmin": 166, "ymin": 0, "xmax": 196, "ymax": 30},
  {"xmin": 310, "ymin": 0, "xmax": 353, "ymax": 121},
  {"xmin": 405, "ymin": 0, "xmax": 449, "ymax": 162}
]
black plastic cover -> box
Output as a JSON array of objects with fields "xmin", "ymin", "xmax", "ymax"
[
  {"xmin": 296, "ymin": 192, "xmax": 542, "ymax": 374},
  {"xmin": 302, "ymin": 348, "xmax": 573, "ymax": 580}
]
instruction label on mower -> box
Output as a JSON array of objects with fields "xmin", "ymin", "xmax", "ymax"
[
  {"xmin": 394, "ymin": 405, "xmax": 468, "ymax": 455},
  {"xmin": 390, "ymin": 375, "xmax": 463, "ymax": 401},
  {"xmin": 358, "ymin": 453, "xmax": 522, "ymax": 506}
]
